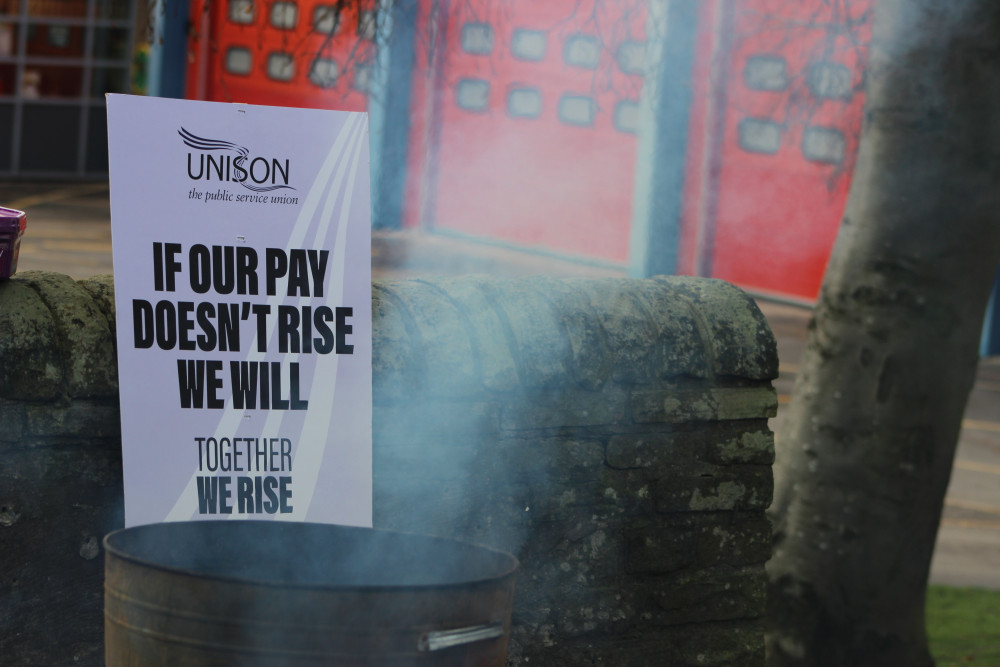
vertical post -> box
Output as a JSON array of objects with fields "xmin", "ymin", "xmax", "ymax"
[
  {"xmin": 980, "ymin": 266, "xmax": 1000, "ymax": 356},
  {"xmin": 627, "ymin": 0, "xmax": 699, "ymax": 278},
  {"xmin": 147, "ymin": 0, "xmax": 190, "ymax": 98},
  {"xmin": 370, "ymin": 0, "xmax": 417, "ymax": 230}
]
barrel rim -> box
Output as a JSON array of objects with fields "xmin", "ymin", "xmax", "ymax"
[{"xmin": 103, "ymin": 520, "xmax": 520, "ymax": 592}]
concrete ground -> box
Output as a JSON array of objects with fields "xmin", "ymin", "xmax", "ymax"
[{"xmin": 5, "ymin": 181, "xmax": 999, "ymax": 590}]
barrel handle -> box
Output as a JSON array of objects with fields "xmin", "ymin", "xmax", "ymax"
[{"xmin": 418, "ymin": 623, "xmax": 505, "ymax": 651}]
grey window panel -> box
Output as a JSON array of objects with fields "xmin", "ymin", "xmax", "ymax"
[
  {"xmin": 357, "ymin": 10, "xmax": 377, "ymax": 40},
  {"xmin": 225, "ymin": 47, "xmax": 253, "ymax": 75},
  {"xmin": 738, "ymin": 118, "xmax": 780, "ymax": 154},
  {"xmin": 802, "ymin": 126, "xmax": 845, "ymax": 164},
  {"xmin": 511, "ymin": 29, "xmax": 546, "ymax": 61},
  {"xmin": 270, "ymin": 2, "xmax": 297, "ymax": 29},
  {"xmin": 617, "ymin": 40, "xmax": 645, "ymax": 74},
  {"xmin": 267, "ymin": 52, "xmax": 295, "ymax": 81},
  {"xmin": 615, "ymin": 99, "xmax": 639, "ymax": 133},
  {"xmin": 558, "ymin": 94, "xmax": 594, "ymax": 127},
  {"xmin": 461, "ymin": 23, "xmax": 493, "ymax": 55},
  {"xmin": 352, "ymin": 62, "xmax": 372, "ymax": 92},
  {"xmin": 313, "ymin": 5, "xmax": 339, "ymax": 34},
  {"xmin": 456, "ymin": 78, "xmax": 490, "ymax": 111},
  {"xmin": 564, "ymin": 34, "xmax": 600, "ymax": 69},
  {"xmin": 744, "ymin": 55, "xmax": 787, "ymax": 91},
  {"xmin": 48, "ymin": 25, "xmax": 70, "ymax": 47},
  {"xmin": 229, "ymin": 0, "xmax": 254, "ymax": 24},
  {"xmin": 91, "ymin": 67, "xmax": 129, "ymax": 96},
  {"xmin": 0, "ymin": 104, "xmax": 12, "ymax": 172},
  {"xmin": 85, "ymin": 106, "xmax": 109, "ymax": 172},
  {"xmin": 808, "ymin": 62, "xmax": 852, "ymax": 99},
  {"xmin": 507, "ymin": 87, "xmax": 541, "ymax": 118},
  {"xmin": 309, "ymin": 58, "xmax": 338, "ymax": 87},
  {"xmin": 20, "ymin": 104, "xmax": 79, "ymax": 172}
]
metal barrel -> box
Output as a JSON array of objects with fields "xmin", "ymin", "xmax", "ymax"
[{"xmin": 104, "ymin": 521, "xmax": 518, "ymax": 666}]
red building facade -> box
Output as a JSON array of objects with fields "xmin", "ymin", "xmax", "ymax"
[{"xmin": 184, "ymin": 0, "xmax": 874, "ymax": 301}]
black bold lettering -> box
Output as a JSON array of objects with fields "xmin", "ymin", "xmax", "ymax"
[
  {"xmin": 217, "ymin": 303, "xmax": 240, "ymax": 352},
  {"xmin": 287, "ymin": 249, "xmax": 309, "ymax": 296},
  {"xmin": 164, "ymin": 243, "xmax": 182, "ymax": 292},
  {"xmin": 207, "ymin": 360, "xmax": 225, "ymax": 409},
  {"xmin": 308, "ymin": 250, "xmax": 328, "ymax": 298},
  {"xmin": 177, "ymin": 359, "xmax": 207, "ymax": 408},
  {"xmin": 155, "ymin": 301, "xmax": 177, "ymax": 350},
  {"xmin": 132, "ymin": 300, "xmax": 154, "ymax": 348},
  {"xmin": 189, "ymin": 244, "xmax": 212, "ymax": 294},
  {"xmin": 212, "ymin": 245, "xmax": 235, "ymax": 295},
  {"xmin": 313, "ymin": 306, "xmax": 334, "ymax": 354},
  {"xmin": 263, "ymin": 476, "xmax": 279, "ymax": 513},
  {"xmin": 270, "ymin": 362, "xmax": 289, "ymax": 410},
  {"xmin": 237, "ymin": 476, "xmax": 254, "ymax": 513},
  {"xmin": 196, "ymin": 476, "xmax": 218, "ymax": 514},
  {"xmin": 237, "ymin": 247, "xmax": 258, "ymax": 295},
  {"xmin": 177, "ymin": 301, "xmax": 196, "ymax": 351},
  {"xmin": 265, "ymin": 248, "xmax": 287, "ymax": 296},
  {"xmin": 218, "ymin": 476, "xmax": 233, "ymax": 514},
  {"xmin": 290, "ymin": 362, "xmax": 308, "ymax": 410},
  {"xmin": 230, "ymin": 361, "xmax": 259, "ymax": 409},
  {"xmin": 153, "ymin": 242, "xmax": 164, "ymax": 291},
  {"xmin": 301, "ymin": 306, "xmax": 312, "ymax": 354},
  {"xmin": 336, "ymin": 307, "xmax": 354, "ymax": 354},
  {"xmin": 278, "ymin": 305, "xmax": 300, "ymax": 354},
  {"xmin": 279, "ymin": 477, "xmax": 293, "ymax": 513},
  {"xmin": 196, "ymin": 302, "xmax": 217, "ymax": 351}
]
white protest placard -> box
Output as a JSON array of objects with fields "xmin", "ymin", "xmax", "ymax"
[{"xmin": 107, "ymin": 94, "xmax": 372, "ymax": 528}]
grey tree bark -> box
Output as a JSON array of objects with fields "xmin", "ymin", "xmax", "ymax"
[{"xmin": 766, "ymin": 0, "xmax": 1000, "ymax": 665}]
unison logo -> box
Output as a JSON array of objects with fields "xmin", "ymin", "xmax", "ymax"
[{"xmin": 180, "ymin": 128, "xmax": 295, "ymax": 192}]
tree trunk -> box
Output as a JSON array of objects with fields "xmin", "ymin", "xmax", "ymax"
[{"xmin": 766, "ymin": 1, "xmax": 1000, "ymax": 665}]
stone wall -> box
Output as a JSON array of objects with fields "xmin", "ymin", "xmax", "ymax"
[
  {"xmin": 0, "ymin": 271, "xmax": 778, "ymax": 666},
  {"xmin": 0, "ymin": 272, "xmax": 121, "ymax": 665}
]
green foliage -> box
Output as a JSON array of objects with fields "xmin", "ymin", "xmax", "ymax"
[{"xmin": 926, "ymin": 585, "xmax": 1000, "ymax": 666}]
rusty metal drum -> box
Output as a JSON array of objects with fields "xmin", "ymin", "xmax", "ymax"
[{"xmin": 104, "ymin": 521, "xmax": 518, "ymax": 666}]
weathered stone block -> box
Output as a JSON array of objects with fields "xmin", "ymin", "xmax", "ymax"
[
  {"xmin": 704, "ymin": 428, "xmax": 776, "ymax": 466},
  {"xmin": 625, "ymin": 515, "xmax": 773, "ymax": 574},
  {"xmin": 500, "ymin": 386, "xmax": 627, "ymax": 430},
  {"xmin": 510, "ymin": 621, "xmax": 765, "ymax": 667},
  {"xmin": 656, "ymin": 275, "xmax": 779, "ymax": 380},
  {"xmin": 527, "ymin": 277, "xmax": 615, "ymax": 389},
  {"xmin": 0, "ymin": 278, "xmax": 64, "ymax": 400},
  {"xmin": 647, "ymin": 564, "xmax": 767, "ymax": 625},
  {"xmin": 388, "ymin": 279, "xmax": 481, "ymax": 396},
  {"xmin": 606, "ymin": 431, "xmax": 703, "ymax": 469},
  {"xmin": 0, "ymin": 398, "xmax": 25, "ymax": 442},
  {"xmin": 78, "ymin": 274, "xmax": 116, "ymax": 325},
  {"xmin": 0, "ymin": 444, "xmax": 123, "ymax": 666},
  {"xmin": 654, "ymin": 465, "xmax": 773, "ymax": 512},
  {"xmin": 16, "ymin": 271, "xmax": 117, "ymax": 399},
  {"xmin": 630, "ymin": 278, "xmax": 712, "ymax": 380},
  {"xmin": 488, "ymin": 279, "xmax": 574, "ymax": 388},
  {"xmin": 371, "ymin": 283, "xmax": 421, "ymax": 401},
  {"xmin": 578, "ymin": 280, "xmax": 668, "ymax": 383},
  {"xmin": 419, "ymin": 277, "xmax": 520, "ymax": 391},
  {"xmin": 25, "ymin": 401, "xmax": 120, "ymax": 440},
  {"xmin": 632, "ymin": 386, "xmax": 778, "ymax": 423},
  {"xmin": 373, "ymin": 400, "xmax": 500, "ymax": 444}
]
